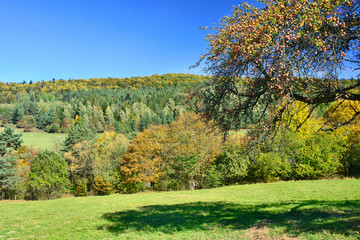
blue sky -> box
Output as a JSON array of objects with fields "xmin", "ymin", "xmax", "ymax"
[
  {"xmin": 0, "ymin": 0, "xmax": 356, "ymax": 83},
  {"xmin": 1, "ymin": 0, "xmax": 262, "ymax": 83}
]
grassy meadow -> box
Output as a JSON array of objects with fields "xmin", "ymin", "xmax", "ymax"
[
  {"xmin": 0, "ymin": 179, "xmax": 359, "ymax": 239},
  {"xmin": 0, "ymin": 126, "xmax": 66, "ymax": 150}
]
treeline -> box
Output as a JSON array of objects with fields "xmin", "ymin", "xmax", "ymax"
[
  {"xmin": 0, "ymin": 74, "xmax": 211, "ymax": 138},
  {"xmin": 0, "ymin": 107, "xmax": 359, "ymax": 200},
  {"xmin": 0, "ymin": 73, "xmax": 211, "ymax": 102}
]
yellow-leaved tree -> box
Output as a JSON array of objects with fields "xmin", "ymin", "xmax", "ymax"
[
  {"xmin": 166, "ymin": 112, "xmax": 222, "ymax": 190},
  {"xmin": 119, "ymin": 125, "xmax": 168, "ymax": 193},
  {"xmin": 93, "ymin": 131, "xmax": 128, "ymax": 195},
  {"xmin": 324, "ymin": 100, "xmax": 360, "ymax": 176},
  {"xmin": 118, "ymin": 112, "xmax": 222, "ymax": 192}
]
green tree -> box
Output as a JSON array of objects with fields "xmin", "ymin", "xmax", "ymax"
[
  {"xmin": 0, "ymin": 155, "xmax": 21, "ymax": 200},
  {"xmin": 105, "ymin": 106, "xmax": 115, "ymax": 130},
  {"xmin": 0, "ymin": 124, "xmax": 23, "ymax": 157},
  {"xmin": 0, "ymin": 125, "xmax": 23, "ymax": 199},
  {"xmin": 62, "ymin": 123, "xmax": 95, "ymax": 153},
  {"xmin": 27, "ymin": 151, "xmax": 69, "ymax": 200},
  {"xmin": 12, "ymin": 105, "xmax": 24, "ymax": 124},
  {"xmin": 213, "ymin": 134, "xmax": 249, "ymax": 186}
]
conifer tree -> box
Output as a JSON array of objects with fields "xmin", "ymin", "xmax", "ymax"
[
  {"xmin": 62, "ymin": 123, "xmax": 96, "ymax": 153},
  {"xmin": 0, "ymin": 125, "xmax": 22, "ymax": 199}
]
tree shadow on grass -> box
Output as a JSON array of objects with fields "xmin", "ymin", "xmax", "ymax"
[{"xmin": 99, "ymin": 200, "xmax": 360, "ymax": 237}]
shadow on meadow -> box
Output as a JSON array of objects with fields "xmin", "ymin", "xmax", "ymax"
[{"xmin": 100, "ymin": 200, "xmax": 360, "ymax": 237}]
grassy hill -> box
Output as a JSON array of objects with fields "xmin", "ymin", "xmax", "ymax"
[
  {"xmin": 1, "ymin": 179, "xmax": 359, "ymax": 239},
  {"xmin": 0, "ymin": 126, "xmax": 66, "ymax": 150}
]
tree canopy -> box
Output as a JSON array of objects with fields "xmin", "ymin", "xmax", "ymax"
[
  {"xmin": 0, "ymin": 124, "xmax": 23, "ymax": 156},
  {"xmin": 27, "ymin": 151, "xmax": 69, "ymax": 200},
  {"xmin": 194, "ymin": 0, "xmax": 360, "ymax": 133}
]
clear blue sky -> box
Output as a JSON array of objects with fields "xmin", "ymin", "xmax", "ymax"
[
  {"xmin": 1, "ymin": 0, "xmax": 356, "ymax": 83},
  {"xmin": 1, "ymin": 0, "xmax": 263, "ymax": 83}
]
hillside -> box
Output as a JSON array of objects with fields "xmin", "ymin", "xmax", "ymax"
[
  {"xmin": 0, "ymin": 73, "xmax": 212, "ymax": 96},
  {"xmin": 1, "ymin": 179, "xmax": 359, "ymax": 239},
  {"xmin": 0, "ymin": 73, "xmax": 211, "ymax": 138}
]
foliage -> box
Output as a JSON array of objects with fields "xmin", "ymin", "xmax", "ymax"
[
  {"xmin": 0, "ymin": 155, "xmax": 21, "ymax": 200},
  {"xmin": 0, "ymin": 125, "xmax": 23, "ymax": 199},
  {"xmin": 212, "ymin": 134, "xmax": 249, "ymax": 186},
  {"xmin": 0, "ymin": 124, "xmax": 23, "ymax": 156},
  {"xmin": 193, "ymin": 0, "xmax": 359, "ymax": 134},
  {"xmin": 341, "ymin": 128, "xmax": 360, "ymax": 177},
  {"xmin": 0, "ymin": 74, "xmax": 209, "ymax": 137},
  {"xmin": 16, "ymin": 115, "xmax": 37, "ymax": 131},
  {"xmin": 246, "ymin": 126, "xmax": 346, "ymax": 182},
  {"xmin": 93, "ymin": 131, "xmax": 129, "ymax": 191},
  {"xmin": 93, "ymin": 175, "xmax": 113, "ymax": 195},
  {"xmin": 324, "ymin": 100, "xmax": 360, "ymax": 132},
  {"xmin": 62, "ymin": 123, "xmax": 96, "ymax": 153},
  {"xmin": 165, "ymin": 112, "xmax": 222, "ymax": 190},
  {"xmin": 119, "ymin": 125, "xmax": 168, "ymax": 192},
  {"xmin": 64, "ymin": 131, "xmax": 129, "ymax": 196},
  {"xmin": 323, "ymin": 100, "xmax": 360, "ymax": 177},
  {"xmin": 294, "ymin": 132, "xmax": 346, "ymax": 179},
  {"xmin": 27, "ymin": 150, "xmax": 69, "ymax": 200},
  {"xmin": 119, "ymin": 113, "xmax": 222, "ymax": 192},
  {"xmin": 0, "ymin": 73, "xmax": 211, "ymax": 95},
  {"xmin": 12, "ymin": 146, "xmax": 38, "ymax": 199},
  {"xmin": 64, "ymin": 140, "xmax": 94, "ymax": 197}
]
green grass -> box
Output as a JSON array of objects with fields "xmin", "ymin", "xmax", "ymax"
[
  {"xmin": 0, "ymin": 126, "xmax": 66, "ymax": 150},
  {"xmin": 1, "ymin": 179, "xmax": 359, "ymax": 239}
]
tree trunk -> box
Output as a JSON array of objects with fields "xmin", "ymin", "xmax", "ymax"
[
  {"xmin": 85, "ymin": 178, "xmax": 87, "ymax": 197},
  {"xmin": 189, "ymin": 176, "xmax": 196, "ymax": 190}
]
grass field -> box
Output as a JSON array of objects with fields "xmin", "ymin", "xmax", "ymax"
[
  {"xmin": 0, "ymin": 179, "xmax": 359, "ymax": 239},
  {"xmin": 0, "ymin": 126, "xmax": 66, "ymax": 150}
]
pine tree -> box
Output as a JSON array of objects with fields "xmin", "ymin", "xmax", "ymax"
[
  {"xmin": 0, "ymin": 155, "xmax": 21, "ymax": 200},
  {"xmin": 0, "ymin": 124, "xmax": 23, "ymax": 157},
  {"xmin": 0, "ymin": 125, "xmax": 23, "ymax": 199},
  {"xmin": 62, "ymin": 123, "xmax": 96, "ymax": 153}
]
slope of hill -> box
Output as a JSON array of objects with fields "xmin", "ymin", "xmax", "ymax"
[{"xmin": 1, "ymin": 179, "xmax": 359, "ymax": 239}]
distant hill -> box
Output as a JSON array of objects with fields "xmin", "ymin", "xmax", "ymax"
[{"xmin": 0, "ymin": 73, "xmax": 212, "ymax": 95}]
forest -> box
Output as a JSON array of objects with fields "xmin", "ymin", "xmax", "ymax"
[{"xmin": 0, "ymin": 72, "xmax": 358, "ymax": 200}]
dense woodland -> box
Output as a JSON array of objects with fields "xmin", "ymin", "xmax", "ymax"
[
  {"xmin": 0, "ymin": 74, "xmax": 211, "ymax": 138},
  {"xmin": 0, "ymin": 73, "xmax": 359, "ymax": 200}
]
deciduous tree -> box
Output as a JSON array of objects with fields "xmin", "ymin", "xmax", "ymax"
[
  {"xmin": 27, "ymin": 151, "xmax": 69, "ymax": 200},
  {"xmin": 64, "ymin": 141, "xmax": 94, "ymax": 196},
  {"xmin": 194, "ymin": 0, "xmax": 359, "ymax": 134},
  {"xmin": 119, "ymin": 125, "xmax": 168, "ymax": 191}
]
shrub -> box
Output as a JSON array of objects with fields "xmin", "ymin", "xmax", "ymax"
[
  {"xmin": 16, "ymin": 115, "xmax": 37, "ymax": 129},
  {"xmin": 294, "ymin": 132, "xmax": 345, "ymax": 179},
  {"xmin": 212, "ymin": 134, "xmax": 249, "ymax": 186},
  {"xmin": 93, "ymin": 175, "xmax": 113, "ymax": 195}
]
